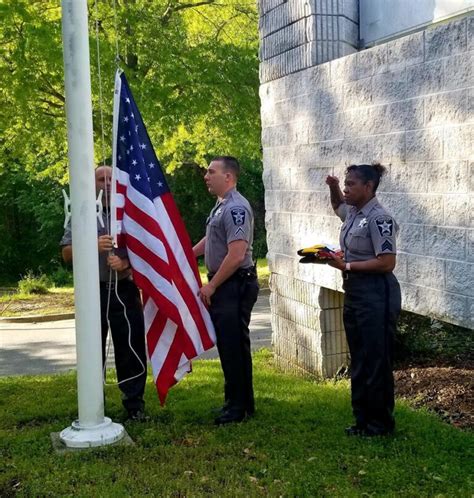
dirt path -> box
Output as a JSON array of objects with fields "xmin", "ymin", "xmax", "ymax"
[{"xmin": 0, "ymin": 293, "xmax": 74, "ymax": 317}]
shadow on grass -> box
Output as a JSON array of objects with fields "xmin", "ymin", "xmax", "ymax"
[{"xmin": 0, "ymin": 351, "xmax": 472, "ymax": 497}]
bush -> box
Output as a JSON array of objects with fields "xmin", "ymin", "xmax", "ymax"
[
  {"xmin": 17, "ymin": 271, "xmax": 50, "ymax": 295},
  {"xmin": 49, "ymin": 266, "xmax": 74, "ymax": 287},
  {"xmin": 395, "ymin": 310, "xmax": 473, "ymax": 363}
]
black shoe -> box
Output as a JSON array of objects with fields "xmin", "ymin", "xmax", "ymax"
[
  {"xmin": 345, "ymin": 425, "xmax": 366, "ymax": 436},
  {"xmin": 127, "ymin": 409, "xmax": 147, "ymax": 421},
  {"xmin": 212, "ymin": 404, "xmax": 230, "ymax": 415},
  {"xmin": 363, "ymin": 425, "xmax": 394, "ymax": 437},
  {"xmin": 214, "ymin": 409, "xmax": 246, "ymax": 425}
]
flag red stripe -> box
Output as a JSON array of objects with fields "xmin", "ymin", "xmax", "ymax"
[
  {"xmin": 161, "ymin": 193, "xmax": 202, "ymax": 284},
  {"xmin": 126, "ymin": 234, "xmax": 173, "ymax": 283},
  {"xmin": 155, "ymin": 330, "xmax": 185, "ymax": 405},
  {"xmin": 145, "ymin": 307, "xmax": 167, "ymax": 357},
  {"xmin": 132, "ymin": 270, "xmax": 185, "ymax": 333},
  {"xmin": 124, "ymin": 199, "xmax": 213, "ymax": 349},
  {"xmin": 116, "ymin": 182, "xmax": 127, "ymax": 195},
  {"xmin": 133, "ymin": 270, "xmax": 198, "ymax": 359}
]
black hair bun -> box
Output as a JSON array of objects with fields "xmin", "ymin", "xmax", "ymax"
[{"xmin": 371, "ymin": 161, "xmax": 387, "ymax": 177}]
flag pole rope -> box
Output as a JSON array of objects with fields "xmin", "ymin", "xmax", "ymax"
[
  {"xmin": 94, "ymin": 0, "xmax": 108, "ymax": 181},
  {"xmin": 93, "ymin": 0, "xmax": 146, "ymax": 388},
  {"xmin": 113, "ymin": 0, "xmax": 120, "ymax": 66}
]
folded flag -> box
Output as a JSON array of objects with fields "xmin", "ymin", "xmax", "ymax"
[{"xmin": 297, "ymin": 244, "xmax": 343, "ymax": 264}]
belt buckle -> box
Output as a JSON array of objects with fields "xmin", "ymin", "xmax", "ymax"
[{"xmin": 105, "ymin": 281, "xmax": 115, "ymax": 290}]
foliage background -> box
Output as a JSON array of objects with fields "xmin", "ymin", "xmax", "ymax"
[{"xmin": 0, "ymin": 0, "xmax": 264, "ymax": 280}]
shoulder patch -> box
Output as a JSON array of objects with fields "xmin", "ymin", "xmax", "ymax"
[
  {"xmin": 381, "ymin": 239, "xmax": 393, "ymax": 252},
  {"xmin": 230, "ymin": 207, "xmax": 246, "ymax": 226},
  {"xmin": 375, "ymin": 216, "xmax": 394, "ymax": 237}
]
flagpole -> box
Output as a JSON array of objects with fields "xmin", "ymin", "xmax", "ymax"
[{"xmin": 59, "ymin": 0, "xmax": 124, "ymax": 448}]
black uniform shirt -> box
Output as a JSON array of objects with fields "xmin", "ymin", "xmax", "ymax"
[
  {"xmin": 336, "ymin": 197, "xmax": 398, "ymax": 262},
  {"xmin": 205, "ymin": 188, "xmax": 254, "ymax": 274}
]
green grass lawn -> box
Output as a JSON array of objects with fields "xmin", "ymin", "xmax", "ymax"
[{"xmin": 1, "ymin": 351, "xmax": 472, "ymax": 497}]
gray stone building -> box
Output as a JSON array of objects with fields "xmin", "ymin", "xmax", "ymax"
[{"xmin": 259, "ymin": 0, "xmax": 473, "ymax": 377}]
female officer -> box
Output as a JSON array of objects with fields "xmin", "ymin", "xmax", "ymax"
[{"xmin": 326, "ymin": 163, "xmax": 401, "ymax": 436}]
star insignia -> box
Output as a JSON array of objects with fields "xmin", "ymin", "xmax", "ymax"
[{"xmin": 376, "ymin": 217, "xmax": 394, "ymax": 237}]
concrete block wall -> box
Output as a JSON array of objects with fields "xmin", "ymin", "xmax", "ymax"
[
  {"xmin": 260, "ymin": 5, "xmax": 473, "ymax": 376},
  {"xmin": 271, "ymin": 273, "xmax": 347, "ymax": 377},
  {"xmin": 259, "ymin": 0, "xmax": 359, "ymax": 83}
]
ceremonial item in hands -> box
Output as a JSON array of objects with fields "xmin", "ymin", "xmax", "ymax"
[{"xmin": 297, "ymin": 244, "xmax": 343, "ymax": 264}]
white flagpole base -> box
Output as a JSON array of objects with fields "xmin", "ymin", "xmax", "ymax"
[{"xmin": 60, "ymin": 417, "xmax": 125, "ymax": 448}]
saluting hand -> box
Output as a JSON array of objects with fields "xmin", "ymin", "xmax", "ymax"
[
  {"xmin": 198, "ymin": 283, "xmax": 216, "ymax": 307},
  {"xmin": 325, "ymin": 175, "xmax": 340, "ymax": 187}
]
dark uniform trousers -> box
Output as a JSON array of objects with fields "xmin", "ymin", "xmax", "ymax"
[
  {"xmin": 343, "ymin": 272, "xmax": 401, "ymax": 432},
  {"xmin": 99, "ymin": 278, "xmax": 147, "ymax": 413},
  {"xmin": 209, "ymin": 269, "xmax": 259, "ymax": 413}
]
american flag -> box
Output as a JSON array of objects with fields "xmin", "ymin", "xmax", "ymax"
[{"xmin": 110, "ymin": 70, "xmax": 216, "ymax": 404}]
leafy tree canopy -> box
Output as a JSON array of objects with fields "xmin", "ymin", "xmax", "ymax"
[
  {"xmin": 1, "ymin": 0, "xmax": 260, "ymax": 175},
  {"xmin": 0, "ymin": 0, "xmax": 263, "ymax": 279}
]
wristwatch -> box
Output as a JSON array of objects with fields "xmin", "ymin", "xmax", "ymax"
[{"xmin": 345, "ymin": 262, "xmax": 351, "ymax": 272}]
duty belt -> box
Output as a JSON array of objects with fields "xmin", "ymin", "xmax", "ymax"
[
  {"xmin": 208, "ymin": 265, "xmax": 257, "ymax": 282},
  {"xmin": 100, "ymin": 276, "xmax": 133, "ymax": 290},
  {"xmin": 343, "ymin": 271, "xmax": 392, "ymax": 281}
]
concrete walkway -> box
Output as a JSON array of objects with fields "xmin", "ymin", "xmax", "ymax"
[{"xmin": 0, "ymin": 293, "xmax": 271, "ymax": 376}]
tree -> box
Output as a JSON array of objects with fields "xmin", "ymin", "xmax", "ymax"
[{"xmin": 0, "ymin": 0, "xmax": 264, "ymax": 279}]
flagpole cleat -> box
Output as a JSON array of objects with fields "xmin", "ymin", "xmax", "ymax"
[
  {"xmin": 96, "ymin": 189, "xmax": 105, "ymax": 228},
  {"xmin": 62, "ymin": 189, "xmax": 71, "ymax": 229}
]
